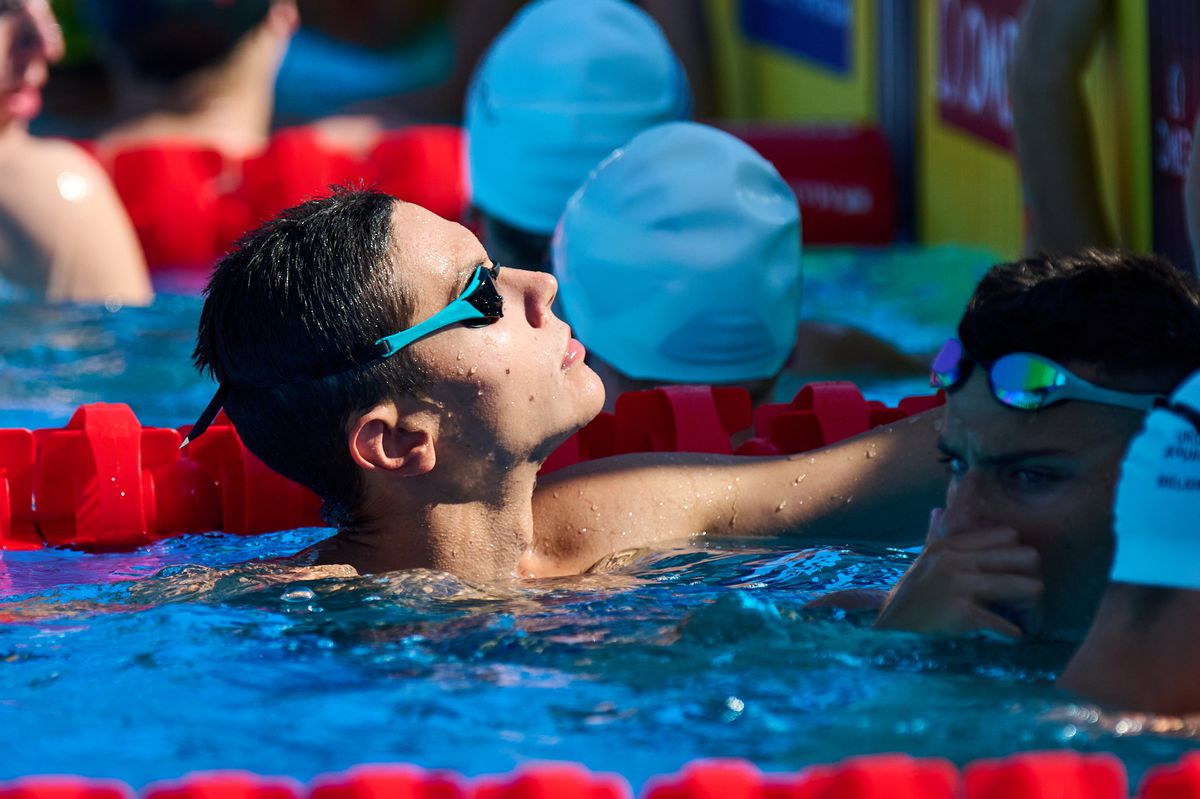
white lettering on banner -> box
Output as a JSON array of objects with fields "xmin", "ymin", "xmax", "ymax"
[
  {"xmin": 1155, "ymin": 62, "xmax": 1193, "ymax": 178},
  {"xmin": 791, "ymin": 181, "xmax": 874, "ymax": 215},
  {"xmin": 752, "ymin": 0, "xmax": 854, "ymax": 28},
  {"xmin": 937, "ymin": 0, "xmax": 1023, "ymax": 148}
]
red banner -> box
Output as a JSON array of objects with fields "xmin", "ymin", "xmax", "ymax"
[{"xmin": 936, "ymin": 0, "xmax": 1027, "ymax": 152}]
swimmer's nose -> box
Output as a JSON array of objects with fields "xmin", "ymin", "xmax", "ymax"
[
  {"xmin": 13, "ymin": 10, "xmax": 52, "ymax": 73},
  {"xmin": 524, "ymin": 270, "xmax": 557, "ymax": 328},
  {"xmin": 26, "ymin": 2, "xmax": 64, "ymax": 63},
  {"xmin": 941, "ymin": 471, "xmax": 997, "ymax": 535}
]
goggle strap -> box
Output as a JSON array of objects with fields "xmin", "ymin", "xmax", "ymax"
[
  {"xmin": 180, "ymin": 383, "xmax": 229, "ymax": 448},
  {"xmin": 1054, "ymin": 381, "xmax": 1164, "ymax": 412},
  {"xmin": 374, "ymin": 298, "xmax": 487, "ymax": 358}
]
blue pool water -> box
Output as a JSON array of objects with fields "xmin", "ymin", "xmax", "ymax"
[{"xmin": 0, "ymin": 253, "xmax": 1194, "ymax": 790}]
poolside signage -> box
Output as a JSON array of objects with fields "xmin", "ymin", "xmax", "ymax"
[
  {"xmin": 739, "ymin": 0, "xmax": 854, "ymax": 75},
  {"xmin": 936, "ymin": 0, "xmax": 1026, "ymax": 152},
  {"xmin": 1149, "ymin": 0, "xmax": 1200, "ymax": 273}
]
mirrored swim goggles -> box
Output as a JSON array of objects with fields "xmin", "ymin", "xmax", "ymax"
[
  {"xmin": 930, "ymin": 338, "xmax": 1164, "ymax": 412},
  {"xmin": 183, "ymin": 263, "xmax": 504, "ymax": 445}
]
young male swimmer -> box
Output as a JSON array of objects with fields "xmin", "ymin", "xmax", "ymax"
[
  {"xmin": 874, "ymin": 250, "xmax": 1200, "ymax": 641},
  {"xmin": 1060, "ymin": 370, "xmax": 1200, "ymax": 715},
  {"xmin": 465, "ymin": 0, "xmax": 691, "ymax": 270},
  {"xmin": 190, "ymin": 189, "xmax": 945, "ymax": 582},
  {"xmin": 554, "ymin": 121, "xmax": 927, "ymax": 410}
]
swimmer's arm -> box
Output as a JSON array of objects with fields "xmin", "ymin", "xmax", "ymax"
[
  {"xmin": 533, "ymin": 411, "xmax": 944, "ymax": 572},
  {"xmin": 42, "ymin": 142, "xmax": 153, "ymax": 305},
  {"xmin": 1011, "ymin": 0, "xmax": 1115, "ymax": 256}
]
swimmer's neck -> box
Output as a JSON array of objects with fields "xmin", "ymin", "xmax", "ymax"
[
  {"xmin": 1059, "ymin": 588, "xmax": 1200, "ymax": 715},
  {"xmin": 315, "ymin": 463, "xmax": 543, "ymax": 583},
  {"xmin": 103, "ymin": 21, "xmax": 286, "ymax": 159}
]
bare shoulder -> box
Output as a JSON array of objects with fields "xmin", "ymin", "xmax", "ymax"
[
  {"xmin": 0, "ymin": 137, "xmax": 110, "ymax": 218},
  {"xmin": 0, "ymin": 136, "xmax": 100, "ymax": 181},
  {"xmin": 0, "ymin": 134, "xmax": 151, "ymax": 303}
]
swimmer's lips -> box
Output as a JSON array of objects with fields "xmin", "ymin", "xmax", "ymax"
[
  {"xmin": 563, "ymin": 337, "xmax": 586, "ymax": 370},
  {"xmin": 5, "ymin": 83, "xmax": 41, "ymax": 119}
]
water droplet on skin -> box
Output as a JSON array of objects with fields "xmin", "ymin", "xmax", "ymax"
[
  {"xmin": 476, "ymin": 389, "xmax": 484, "ymax": 397},
  {"xmin": 865, "ymin": 448, "xmax": 877, "ymax": 459},
  {"xmin": 794, "ymin": 474, "xmax": 806, "ymax": 485},
  {"xmin": 281, "ymin": 587, "xmax": 316, "ymax": 603},
  {"xmin": 552, "ymin": 491, "xmax": 560, "ymax": 499},
  {"xmin": 468, "ymin": 366, "xmax": 478, "ymax": 376},
  {"xmin": 590, "ymin": 504, "xmax": 598, "ymax": 512},
  {"xmin": 775, "ymin": 501, "xmax": 787, "ymax": 512},
  {"xmin": 456, "ymin": 352, "xmax": 464, "ymax": 361}
]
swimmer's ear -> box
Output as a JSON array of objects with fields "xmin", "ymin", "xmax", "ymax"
[{"xmin": 348, "ymin": 402, "xmax": 436, "ymax": 477}]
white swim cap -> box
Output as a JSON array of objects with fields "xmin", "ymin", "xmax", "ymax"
[
  {"xmin": 464, "ymin": 0, "xmax": 691, "ymax": 235},
  {"xmin": 1112, "ymin": 370, "xmax": 1200, "ymax": 590},
  {"xmin": 553, "ymin": 121, "xmax": 803, "ymax": 384}
]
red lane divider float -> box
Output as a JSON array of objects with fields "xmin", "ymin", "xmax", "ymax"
[
  {"xmin": 542, "ymin": 383, "xmax": 944, "ymax": 474},
  {"xmin": 97, "ymin": 125, "xmax": 469, "ymax": 278},
  {"xmin": 964, "ymin": 752, "xmax": 1128, "ymax": 799},
  {"xmin": 310, "ymin": 765, "xmax": 468, "ymax": 799},
  {"xmin": 143, "ymin": 773, "xmax": 302, "ymax": 799},
  {"xmin": 0, "ymin": 404, "xmax": 322, "ymax": 552},
  {"xmin": 4, "ymin": 752, "xmax": 1200, "ymax": 798},
  {"xmin": 1140, "ymin": 753, "xmax": 1200, "ymax": 798},
  {"xmin": 0, "ymin": 383, "xmax": 942, "ymax": 550}
]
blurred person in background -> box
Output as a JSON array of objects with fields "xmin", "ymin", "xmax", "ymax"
[
  {"xmin": 554, "ymin": 121, "xmax": 928, "ymax": 411},
  {"xmin": 0, "ymin": 0, "xmax": 150, "ymax": 303},
  {"xmin": 1060, "ymin": 369, "xmax": 1200, "ymax": 715},
  {"xmin": 464, "ymin": 0, "xmax": 692, "ymax": 271},
  {"xmin": 1010, "ymin": 0, "xmax": 1115, "ymax": 258},
  {"xmin": 274, "ymin": 0, "xmax": 522, "ymax": 136},
  {"xmin": 86, "ymin": 0, "xmax": 298, "ymax": 158},
  {"xmin": 1011, "ymin": 0, "xmax": 1200, "ymax": 277},
  {"xmin": 277, "ymin": 0, "xmax": 710, "ymax": 153}
]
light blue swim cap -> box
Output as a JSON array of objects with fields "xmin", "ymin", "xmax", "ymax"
[
  {"xmin": 465, "ymin": 0, "xmax": 691, "ymax": 235},
  {"xmin": 1112, "ymin": 370, "xmax": 1200, "ymax": 590},
  {"xmin": 553, "ymin": 121, "xmax": 802, "ymax": 384}
]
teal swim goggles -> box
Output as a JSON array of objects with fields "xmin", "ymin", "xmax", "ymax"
[
  {"xmin": 184, "ymin": 263, "xmax": 504, "ymax": 445},
  {"xmin": 930, "ymin": 338, "xmax": 1164, "ymax": 412},
  {"xmin": 373, "ymin": 263, "xmax": 504, "ymax": 357}
]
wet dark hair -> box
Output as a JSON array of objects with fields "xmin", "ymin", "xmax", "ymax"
[
  {"xmin": 86, "ymin": 0, "xmax": 272, "ymax": 83},
  {"xmin": 959, "ymin": 250, "xmax": 1200, "ymax": 393},
  {"xmin": 194, "ymin": 188, "xmax": 427, "ymax": 527}
]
